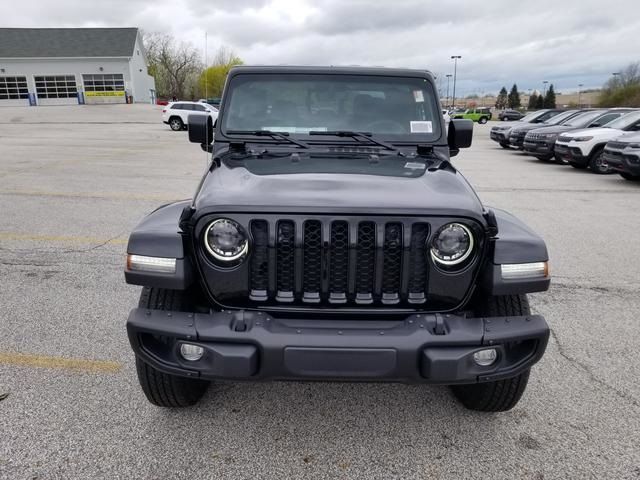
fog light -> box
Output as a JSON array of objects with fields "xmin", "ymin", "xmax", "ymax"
[
  {"xmin": 180, "ymin": 343, "xmax": 204, "ymax": 361},
  {"xmin": 473, "ymin": 348, "xmax": 497, "ymax": 366}
]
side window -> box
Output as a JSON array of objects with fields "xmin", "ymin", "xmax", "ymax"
[
  {"xmin": 591, "ymin": 113, "xmax": 619, "ymax": 126},
  {"xmin": 171, "ymin": 104, "xmax": 182, "ymax": 110},
  {"xmin": 193, "ymin": 104, "xmax": 206, "ymax": 112}
]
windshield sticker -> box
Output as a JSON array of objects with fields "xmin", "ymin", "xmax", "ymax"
[
  {"xmin": 263, "ymin": 127, "xmax": 327, "ymax": 134},
  {"xmin": 413, "ymin": 90, "xmax": 425, "ymax": 103},
  {"xmin": 404, "ymin": 162, "xmax": 426, "ymax": 170},
  {"xmin": 410, "ymin": 121, "xmax": 432, "ymax": 133}
]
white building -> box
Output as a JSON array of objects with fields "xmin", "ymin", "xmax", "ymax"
[{"xmin": 0, "ymin": 27, "xmax": 156, "ymax": 106}]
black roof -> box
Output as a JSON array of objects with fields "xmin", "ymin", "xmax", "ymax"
[
  {"xmin": 0, "ymin": 28, "xmax": 139, "ymax": 58},
  {"xmin": 228, "ymin": 65, "xmax": 435, "ymax": 78}
]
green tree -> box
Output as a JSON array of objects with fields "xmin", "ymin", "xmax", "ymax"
[
  {"xmin": 598, "ymin": 62, "xmax": 640, "ymax": 107},
  {"xmin": 507, "ymin": 83, "xmax": 521, "ymax": 109},
  {"xmin": 143, "ymin": 32, "xmax": 202, "ymax": 99},
  {"xmin": 200, "ymin": 47, "xmax": 243, "ymax": 98},
  {"xmin": 535, "ymin": 94, "xmax": 544, "ymax": 109},
  {"xmin": 543, "ymin": 84, "xmax": 556, "ymax": 108},
  {"xmin": 495, "ymin": 86, "xmax": 508, "ymax": 109},
  {"xmin": 528, "ymin": 92, "xmax": 538, "ymax": 109}
]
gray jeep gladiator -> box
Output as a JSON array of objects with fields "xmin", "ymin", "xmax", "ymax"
[{"xmin": 125, "ymin": 66, "xmax": 550, "ymax": 412}]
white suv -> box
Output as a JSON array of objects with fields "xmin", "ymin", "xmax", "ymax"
[
  {"xmin": 162, "ymin": 101, "xmax": 219, "ymax": 131},
  {"xmin": 554, "ymin": 110, "xmax": 640, "ymax": 173}
]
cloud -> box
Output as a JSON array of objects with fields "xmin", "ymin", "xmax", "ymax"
[{"xmin": 2, "ymin": 0, "xmax": 639, "ymax": 93}]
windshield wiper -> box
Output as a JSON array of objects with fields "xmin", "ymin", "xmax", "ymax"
[
  {"xmin": 309, "ymin": 130, "xmax": 405, "ymax": 156},
  {"xmin": 226, "ymin": 130, "xmax": 310, "ymax": 149}
]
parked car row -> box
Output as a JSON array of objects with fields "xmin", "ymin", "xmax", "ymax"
[{"xmin": 489, "ymin": 108, "xmax": 640, "ymax": 181}]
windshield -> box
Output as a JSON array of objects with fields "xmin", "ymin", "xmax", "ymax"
[
  {"xmin": 222, "ymin": 74, "xmax": 441, "ymax": 141},
  {"xmin": 545, "ymin": 110, "xmax": 579, "ymax": 125},
  {"xmin": 603, "ymin": 111, "xmax": 640, "ymax": 129},
  {"xmin": 520, "ymin": 110, "xmax": 546, "ymax": 123},
  {"xmin": 563, "ymin": 110, "xmax": 605, "ymax": 127}
]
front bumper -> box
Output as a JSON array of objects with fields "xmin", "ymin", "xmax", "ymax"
[
  {"xmin": 523, "ymin": 139, "xmax": 554, "ymax": 155},
  {"xmin": 127, "ymin": 308, "xmax": 549, "ymax": 385},
  {"xmin": 603, "ymin": 150, "xmax": 640, "ymax": 176},
  {"xmin": 509, "ymin": 133, "xmax": 527, "ymax": 148},
  {"xmin": 490, "ymin": 130, "xmax": 509, "ymax": 143}
]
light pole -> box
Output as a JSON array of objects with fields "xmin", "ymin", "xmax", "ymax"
[
  {"xmin": 451, "ymin": 55, "xmax": 461, "ymax": 108},
  {"xmin": 542, "ymin": 80, "xmax": 549, "ymax": 107},
  {"xmin": 578, "ymin": 83, "xmax": 583, "ymax": 108},
  {"xmin": 445, "ymin": 74, "xmax": 452, "ymax": 108},
  {"xmin": 612, "ymin": 72, "xmax": 621, "ymax": 88}
]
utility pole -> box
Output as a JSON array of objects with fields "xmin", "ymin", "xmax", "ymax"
[
  {"xmin": 542, "ymin": 80, "xmax": 549, "ymax": 107},
  {"xmin": 578, "ymin": 83, "xmax": 583, "ymax": 108},
  {"xmin": 445, "ymin": 74, "xmax": 452, "ymax": 108},
  {"xmin": 451, "ymin": 55, "xmax": 461, "ymax": 108}
]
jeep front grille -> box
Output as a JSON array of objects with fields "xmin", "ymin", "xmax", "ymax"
[{"xmin": 248, "ymin": 218, "xmax": 430, "ymax": 306}]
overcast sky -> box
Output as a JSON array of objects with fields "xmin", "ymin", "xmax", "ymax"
[{"xmin": 3, "ymin": 0, "xmax": 639, "ymax": 96}]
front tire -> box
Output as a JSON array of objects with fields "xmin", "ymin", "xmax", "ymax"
[
  {"xmin": 169, "ymin": 116, "xmax": 184, "ymax": 131},
  {"xmin": 478, "ymin": 117, "xmax": 488, "ymax": 124},
  {"xmin": 135, "ymin": 287, "xmax": 210, "ymax": 408},
  {"xmin": 569, "ymin": 161, "xmax": 587, "ymax": 169},
  {"xmin": 588, "ymin": 148, "xmax": 611, "ymax": 174},
  {"xmin": 500, "ymin": 142, "xmax": 510, "ymax": 149},
  {"xmin": 450, "ymin": 294, "xmax": 532, "ymax": 412}
]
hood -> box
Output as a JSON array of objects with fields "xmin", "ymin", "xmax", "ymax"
[
  {"xmin": 527, "ymin": 125, "xmax": 576, "ymax": 135},
  {"xmin": 563, "ymin": 127, "xmax": 623, "ymax": 139},
  {"xmin": 613, "ymin": 131, "xmax": 640, "ymax": 144},
  {"xmin": 193, "ymin": 156, "xmax": 485, "ymax": 218},
  {"xmin": 492, "ymin": 121, "xmax": 524, "ymax": 130},
  {"xmin": 511, "ymin": 123, "xmax": 549, "ymax": 134}
]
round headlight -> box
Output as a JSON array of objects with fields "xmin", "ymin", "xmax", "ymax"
[
  {"xmin": 204, "ymin": 218, "xmax": 248, "ymax": 262},
  {"xmin": 430, "ymin": 223, "xmax": 474, "ymax": 266}
]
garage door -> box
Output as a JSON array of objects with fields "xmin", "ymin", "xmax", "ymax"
[
  {"xmin": 82, "ymin": 74, "xmax": 126, "ymax": 104},
  {"xmin": 34, "ymin": 75, "xmax": 78, "ymax": 105},
  {"xmin": 0, "ymin": 76, "xmax": 30, "ymax": 106}
]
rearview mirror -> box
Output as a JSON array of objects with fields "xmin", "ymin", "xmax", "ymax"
[
  {"xmin": 188, "ymin": 114, "xmax": 214, "ymax": 149},
  {"xmin": 448, "ymin": 119, "xmax": 473, "ymax": 157}
]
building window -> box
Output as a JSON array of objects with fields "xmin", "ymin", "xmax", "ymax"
[
  {"xmin": 34, "ymin": 75, "xmax": 77, "ymax": 98},
  {"xmin": 0, "ymin": 76, "xmax": 29, "ymax": 100},
  {"xmin": 82, "ymin": 74, "xmax": 125, "ymax": 92}
]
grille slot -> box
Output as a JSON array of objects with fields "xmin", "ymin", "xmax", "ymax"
[
  {"xmin": 381, "ymin": 222, "xmax": 403, "ymax": 304},
  {"xmin": 329, "ymin": 221, "xmax": 349, "ymax": 303},
  {"xmin": 355, "ymin": 221, "xmax": 376, "ymax": 304},
  {"xmin": 407, "ymin": 223, "xmax": 429, "ymax": 304},
  {"xmin": 302, "ymin": 220, "xmax": 322, "ymax": 302},
  {"xmin": 249, "ymin": 220, "xmax": 269, "ymax": 301},
  {"xmin": 276, "ymin": 220, "xmax": 295, "ymax": 302}
]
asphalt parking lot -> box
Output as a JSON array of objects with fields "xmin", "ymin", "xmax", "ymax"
[{"xmin": 1, "ymin": 105, "xmax": 639, "ymax": 480}]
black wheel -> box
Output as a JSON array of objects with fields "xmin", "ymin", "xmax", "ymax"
[
  {"xmin": 169, "ymin": 116, "xmax": 184, "ymax": 131},
  {"xmin": 499, "ymin": 142, "xmax": 510, "ymax": 149},
  {"xmin": 478, "ymin": 117, "xmax": 488, "ymax": 124},
  {"xmin": 569, "ymin": 161, "xmax": 587, "ymax": 169},
  {"xmin": 621, "ymin": 173, "xmax": 640, "ymax": 181},
  {"xmin": 588, "ymin": 148, "xmax": 611, "ymax": 174},
  {"xmin": 135, "ymin": 287, "xmax": 210, "ymax": 408},
  {"xmin": 535, "ymin": 154, "xmax": 553, "ymax": 162},
  {"xmin": 450, "ymin": 295, "xmax": 532, "ymax": 412}
]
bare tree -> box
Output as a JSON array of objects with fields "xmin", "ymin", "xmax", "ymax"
[{"xmin": 143, "ymin": 32, "xmax": 202, "ymax": 99}]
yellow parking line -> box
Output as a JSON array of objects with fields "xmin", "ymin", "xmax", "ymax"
[
  {"xmin": 0, "ymin": 352, "xmax": 122, "ymax": 373},
  {"xmin": 0, "ymin": 189, "xmax": 180, "ymax": 202},
  {"xmin": 0, "ymin": 232, "xmax": 127, "ymax": 245}
]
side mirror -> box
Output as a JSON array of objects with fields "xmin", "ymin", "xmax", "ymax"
[
  {"xmin": 448, "ymin": 119, "xmax": 473, "ymax": 157},
  {"xmin": 188, "ymin": 114, "xmax": 214, "ymax": 149}
]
